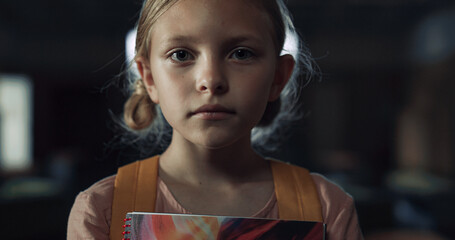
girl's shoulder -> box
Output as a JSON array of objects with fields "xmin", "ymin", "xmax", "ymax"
[
  {"xmin": 67, "ymin": 175, "xmax": 116, "ymax": 239},
  {"xmin": 310, "ymin": 173, "xmax": 363, "ymax": 239},
  {"xmin": 76, "ymin": 175, "xmax": 117, "ymax": 214},
  {"xmin": 71, "ymin": 174, "xmax": 116, "ymax": 217},
  {"xmin": 310, "ymin": 172, "xmax": 355, "ymax": 216},
  {"xmin": 81, "ymin": 174, "xmax": 116, "ymax": 197},
  {"xmin": 310, "ymin": 172, "xmax": 353, "ymax": 204}
]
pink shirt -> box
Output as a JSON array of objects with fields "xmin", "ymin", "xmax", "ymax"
[{"xmin": 67, "ymin": 173, "xmax": 363, "ymax": 239}]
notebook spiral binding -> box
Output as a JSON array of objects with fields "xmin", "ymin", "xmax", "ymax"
[{"xmin": 122, "ymin": 216, "xmax": 132, "ymax": 240}]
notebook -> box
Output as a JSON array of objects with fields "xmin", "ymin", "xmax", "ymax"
[{"xmin": 122, "ymin": 212, "xmax": 326, "ymax": 240}]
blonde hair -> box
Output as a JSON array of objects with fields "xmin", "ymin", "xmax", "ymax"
[
  {"xmin": 123, "ymin": 0, "xmax": 179, "ymax": 132},
  {"xmin": 122, "ymin": 0, "xmax": 318, "ymax": 154}
]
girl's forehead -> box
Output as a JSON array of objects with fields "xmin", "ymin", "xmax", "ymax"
[
  {"xmin": 151, "ymin": 0, "xmax": 275, "ymax": 44},
  {"xmin": 162, "ymin": 0, "xmax": 270, "ymax": 25}
]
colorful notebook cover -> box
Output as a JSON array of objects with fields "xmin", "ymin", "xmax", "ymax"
[{"xmin": 123, "ymin": 212, "xmax": 326, "ymax": 240}]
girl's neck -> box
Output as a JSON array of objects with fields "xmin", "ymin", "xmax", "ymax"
[{"xmin": 159, "ymin": 133, "xmax": 270, "ymax": 187}]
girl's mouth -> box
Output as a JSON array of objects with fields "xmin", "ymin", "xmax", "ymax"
[{"xmin": 191, "ymin": 104, "xmax": 235, "ymax": 120}]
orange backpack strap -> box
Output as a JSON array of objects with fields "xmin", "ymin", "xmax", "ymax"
[
  {"xmin": 270, "ymin": 160, "xmax": 323, "ymax": 222},
  {"xmin": 109, "ymin": 157, "xmax": 321, "ymax": 238},
  {"xmin": 109, "ymin": 155, "xmax": 159, "ymax": 240}
]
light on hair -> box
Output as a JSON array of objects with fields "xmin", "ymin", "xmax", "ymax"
[
  {"xmin": 281, "ymin": 29, "xmax": 299, "ymax": 59},
  {"xmin": 126, "ymin": 28, "xmax": 140, "ymax": 79}
]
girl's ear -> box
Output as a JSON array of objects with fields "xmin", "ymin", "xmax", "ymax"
[
  {"xmin": 269, "ymin": 54, "xmax": 295, "ymax": 101},
  {"xmin": 136, "ymin": 57, "xmax": 159, "ymax": 104}
]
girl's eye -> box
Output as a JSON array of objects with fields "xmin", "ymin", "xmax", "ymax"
[
  {"xmin": 231, "ymin": 49, "xmax": 253, "ymax": 60},
  {"xmin": 170, "ymin": 50, "xmax": 193, "ymax": 62}
]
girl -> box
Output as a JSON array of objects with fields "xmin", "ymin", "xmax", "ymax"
[{"xmin": 68, "ymin": 0, "xmax": 363, "ymax": 239}]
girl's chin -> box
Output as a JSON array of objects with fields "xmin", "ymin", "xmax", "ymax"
[
  {"xmin": 172, "ymin": 126, "xmax": 253, "ymax": 150},
  {"xmin": 190, "ymin": 134, "xmax": 247, "ymax": 150},
  {"xmin": 196, "ymin": 139, "xmax": 240, "ymax": 150}
]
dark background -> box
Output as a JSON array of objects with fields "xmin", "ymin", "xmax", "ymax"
[{"xmin": 1, "ymin": 0, "xmax": 454, "ymax": 239}]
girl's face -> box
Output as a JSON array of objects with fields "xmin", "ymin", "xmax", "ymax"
[{"xmin": 137, "ymin": 0, "xmax": 293, "ymax": 149}]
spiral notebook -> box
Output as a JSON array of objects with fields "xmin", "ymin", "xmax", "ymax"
[{"xmin": 122, "ymin": 212, "xmax": 326, "ymax": 240}]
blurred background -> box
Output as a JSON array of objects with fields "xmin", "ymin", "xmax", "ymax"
[{"xmin": 1, "ymin": 0, "xmax": 454, "ymax": 239}]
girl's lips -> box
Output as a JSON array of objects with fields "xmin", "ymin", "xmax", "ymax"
[{"xmin": 191, "ymin": 104, "xmax": 235, "ymax": 120}]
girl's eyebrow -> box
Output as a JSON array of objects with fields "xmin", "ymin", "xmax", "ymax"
[
  {"xmin": 159, "ymin": 35, "xmax": 200, "ymax": 46},
  {"xmin": 160, "ymin": 34, "xmax": 263, "ymax": 47},
  {"xmin": 222, "ymin": 35, "xmax": 263, "ymax": 46}
]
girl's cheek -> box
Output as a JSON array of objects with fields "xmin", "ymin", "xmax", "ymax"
[{"xmin": 165, "ymin": 66, "xmax": 193, "ymax": 82}]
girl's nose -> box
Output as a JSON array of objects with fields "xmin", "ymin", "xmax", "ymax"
[{"xmin": 196, "ymin": 59, "xmax": 228, "ymax": 95}]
